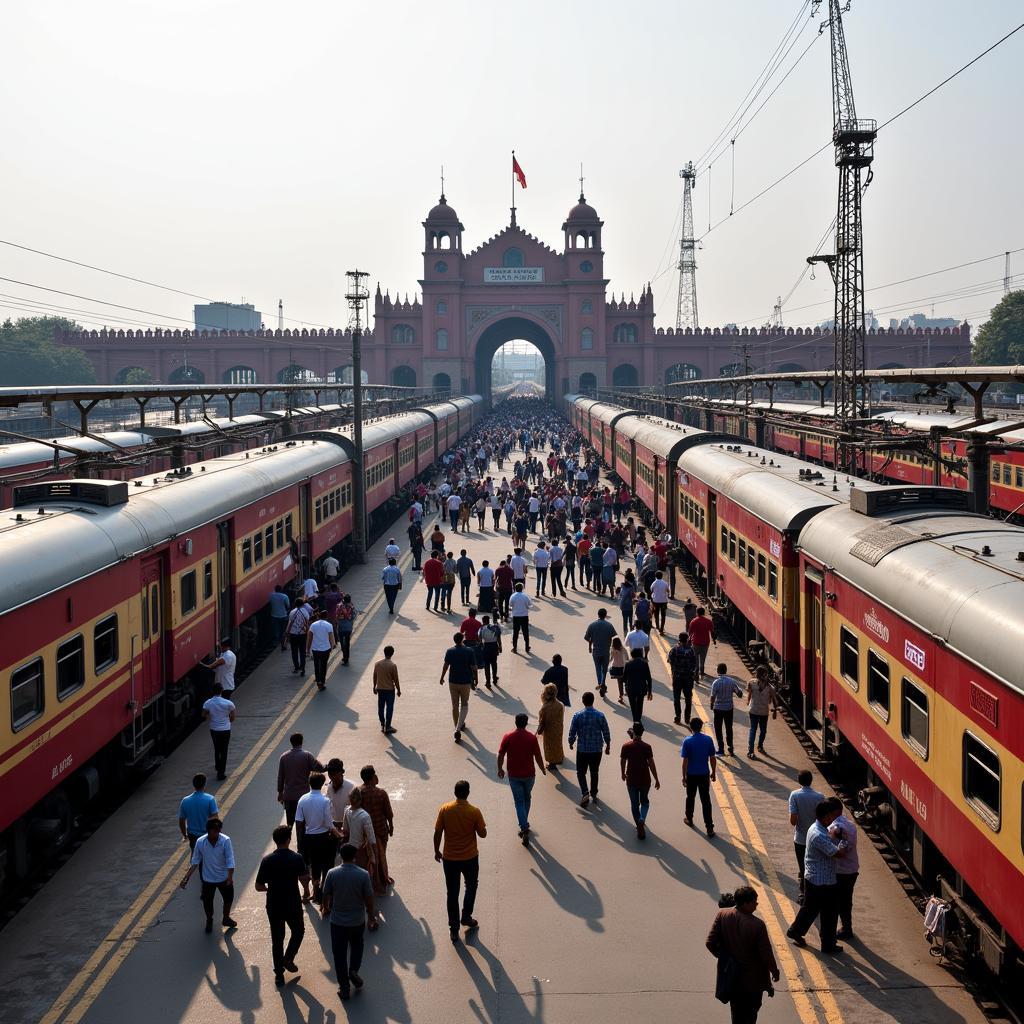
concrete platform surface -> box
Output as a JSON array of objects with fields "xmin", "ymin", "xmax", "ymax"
[{"xmin": 0, "ymin": 460, "xmax": 989, "ymax": 1024}]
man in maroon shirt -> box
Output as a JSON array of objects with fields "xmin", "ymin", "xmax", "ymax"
[
  {"xmin": 687, "ymin": 607, "xmax": 717, "ymax": 679},
  {"xmin": 494, "ymin": 559, "xmax": 515, "ymax": 622},
  {"xmin": 496, "ymin": 713, "xmax": 546, "ymax": 847},
  {"xmin": 422, "ymin": 552, "xmax": 445, "ymax": 611},
  {"xmin": 619, "ymin": 722, "xmax": 660, "ymax": 840}
]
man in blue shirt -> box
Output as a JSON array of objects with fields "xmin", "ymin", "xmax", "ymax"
[
  {"xmin": 788, "ymin": 770, "xmax": 825, "ymax": 904},
  {"xmin": 786, "ymin": 801, "xmax": 848, "ymax": 954},
  {"xmin": 681, "ymin": 717, "xmax": 717, "ymax": 837},
  {"xmin": 269, "ymin": 585, "xmax": 291, "ymax": 650},
  {"xmin": 180, "ymin": 816, "xmax": 236, "ymax": 933},
  {"xmin": 440, "ymin": 632, "xmax": 479, "ymax": 742},
  {"xmin": 709, "ymin": 663, "xmax": 745, "ymax": 756},
  {"xmin": 567, "ymin": 691, "xmax": 611, "ymax": 808},
  {"xmin": 178, "ymin": 773, "xmax": 218, "ymax": 850},
  {"xmin": 380, "ymin": 558, "xmax": 403, "ymax": 615}
]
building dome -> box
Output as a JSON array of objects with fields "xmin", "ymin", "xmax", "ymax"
[
  {"xmin": 426, "ymin": 195, "xmax": 461, "ymax": 223},
  {"xmin": 565, "ymin": 194, "xmax": 599, "ymax": 223}
]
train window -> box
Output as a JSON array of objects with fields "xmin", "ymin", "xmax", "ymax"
[
  {"xmin": 253, "ymin": 531, "xmax": 263, "ymax": 564},
  {"xmin": 276, "ymin": 520, "xmax": 285, "ymax": 548},
  {"xmin": 747, "ymin": 549, "xmax": 756, "ymax": 579},
  {"xmin": 720, "ymin": 526, "xmax": 728, "ymax": 554},
  {"xmin": 699, "ymin": 508, "xmax": 705, "ymax": 533},
  {"xmin": 181, "ymin": 570, "xmax": 197, "ymax": 616},
  {"xmin": 242, "ymin": 539, "xmax": 252, "ymax": 572},
  {"xmin": 94, "ymin": 614, "xmax": 119, "ymax": 674},
  {"xmin": 867, "ymin": 650, "xmax": 890, "ymax": 720},
  {"xmin": 203, "ymin": 560, "xmax": 213, "ymax": 600},
  {"xmin": 56, "ymin": 635, "xmax": 85, "ymax": 700},
  {"xmin": 1003, "ymin": 464, "xmax": 1012, "ymax": 486},
  {"xmin": 991, "ymin": 462, "xmax": 1000, "ymax": 483},
  {"xmin": 1016, "ymin": 467, "xmax": 1024, "ymax": 489},
  {"xmin": 839, "ymin": 626, "xmax": 859, "ymax": 687},
  {"xmin": 265, "ymin": 526, "xmax": 274, "ymax": 556},
  {"xmin": 728, "ymin": 532, "xmax": 736, "ymax": 563},
  {"xmin": 963, "ymin": 732, "xmax": 1000, "ymax": 829},
  {"xmin": 901, "ymin": 678, "xmax": 929, "ymax": 757},
  {"xmin": 757, "ymin": 553, "xmax": 766, "ymax": 589},
  {"xmin": 737, "ymin": 540, "xmax": 747, "ymax": 572},
  {"xmin": 314, "ymin": 498, "xmax": 322, "ymax": 525},
  {"xmin": 141, "ymin": 587, "xmax": 149, "ymax": 640},
  {"xmin": 285, "ymin": 515, "xmax": 293, "ymax": 542},
  {"xmin": 768, "ymin": 562, "xmax": 778, "ymax": 600},
  {"xmin": 11, "ymin": 658, "xmax": 44, "ymax": 731}
]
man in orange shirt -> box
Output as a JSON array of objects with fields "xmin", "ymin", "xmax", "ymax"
[{"xmin": 433, "ymin": 780, "xmax": 487, "ymax": 944}]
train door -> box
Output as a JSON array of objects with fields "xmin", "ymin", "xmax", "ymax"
[
  {"xmin": 706, "ymin": 493, "xmax": 718, "ymax": 597},
  {"xmin": 803, "ymin": 568, "xmax": 825, "ymax": 750},
  {"xmin": 298, "ymin": 484, "xmax": 311, "ymax": 574},
  {"xmin": 216, "ymin": 521, "xmax": 233, "ymax": 641},
  {"xmin": 139, "ymin": 555, "xmax": 165, "ymax": 705}
]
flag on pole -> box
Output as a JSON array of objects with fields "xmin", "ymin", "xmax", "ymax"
[{"xmin": 513, "ymin": 155, "xmax": 527, "ymax": 190}]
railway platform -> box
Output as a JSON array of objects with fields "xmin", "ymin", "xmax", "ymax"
[{"xmin": 0, "ymin": 471, "xmax": 992, "ymax": 1024}]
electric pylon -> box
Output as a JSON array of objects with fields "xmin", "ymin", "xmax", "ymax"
[{"xmin": 675, "ymin": 162, "xmax": 699, "ymax": 331}]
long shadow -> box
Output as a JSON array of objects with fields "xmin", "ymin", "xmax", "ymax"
[
  {"xmin": 203, "ymin": 931, "xmax": 263, "ymax": 1024},
  {"xmin": 279, "ymin": 981, "xmax": 338, "ymax": 1024},
  {"xmin": 385, "ymin": 736, "xmax": 430, "ymax": 780},
  {"xmin": 458, "ymin": 932, "xmax": 545, "ymax": 1024},
  {"xmin": 456, "ymin": 728, "xmax": 496, "ymax": 778}
]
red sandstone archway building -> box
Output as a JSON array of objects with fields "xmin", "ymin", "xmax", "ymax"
[{"xmin": 57, "ymin": 193, "xmax": 971, "ymax": 392}]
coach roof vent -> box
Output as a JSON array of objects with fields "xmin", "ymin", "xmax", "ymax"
[
  {"xmin": 850, "ymin": 486, "xmax": 974, "ymax": 517},
  {"xmin": 13, "ymin": 480, "xmax": 130, "ymax": 508}
]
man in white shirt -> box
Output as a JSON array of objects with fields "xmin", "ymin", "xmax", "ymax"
[
  {"xmin": 508, "ymin": 583, "xmax": 534, "ymax": 654},
  {"xmin": 649, "ymin": 572, "xmax": 671, "ymax": 634},
  {"xmin": 446, "ymin": 492, "xmax": 462, "ymax": 531},
  {"xmin": 527, "ymin": 493, "xmax": 541, "ymax": 532},
  {"xmin": 548, "ymin": 541, "xmax": 566, "ymax": 597},
  {"xmin": 828, "ymin": 796, "xmax": 860, "ymax": 939},
  {"xmin": 306, "ymin": 611, "xmax": 337, "ymax": 691},
  {"xmin": 533, "ymin": 542, "xmax": 551, "ymax": 597},
  {"xmin": 625, "ymin": 626, "xmax": 651, "ymax": 661},
  {"xmin": 322, "ymin": 554, "xmax": 340, "ymax": 584},
  {"xmin": 303, "ymin": 576, "xmax": 320, "ymax": 602},
  {"xmin": 509, "ymin": 549, "xmax": 528, "ymax": 587},
  {"xmin": 296, "ymin": 771, "xmax": 342, "ymax": 903},
  {"xmin": 384, "ymin": 538, "xmax": 401, "ymax": 561},
  {"xmin": 181, "ymin": 816, "xmax": 236, "ymax": 932},
  {"xmin": 327, "ymin": 758, "xmax": 356, "ymax": 826},
  {"xmin": 202, "ymin": 683, "xmax": 236, "ymax": 780},
  {"xmin": 204, "ymin": 639, "xmax": 237, "ymax": 697}
]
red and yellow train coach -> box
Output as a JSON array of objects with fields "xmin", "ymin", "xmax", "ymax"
[{"xmin": 799, "ymin": 485, "xmax": 1024, "ymax": 969}]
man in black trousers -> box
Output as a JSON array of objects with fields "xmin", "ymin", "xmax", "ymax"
[{"xmin": 255, "ymin": 825, "xmax": 310, "ymax": 986}]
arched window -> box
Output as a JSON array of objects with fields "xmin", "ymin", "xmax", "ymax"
[
  {"xmin": 433, "ymin": 372, "xmax": 452, "ymax": 394},
  {"xmin": 391, "ymin": 365, "xmax": 416, "ymax": 388},
  {"xmin": 391, "ymin": 323, "xmax": 415, "ymax": 344},
  {"xmin": 436, "ymin": 328, "xmax": 449, "ymax": 351},
  {"xmin": 438, "ymin": 232, "xmax": 451, "ymax": 250},
  {"xmin": 436, "ymin": 300, "xmax": 447, "ymax": 314},
  {"xmin": 502, "ymin": 247, "xmax": 524, "ymax": 268},
  {"xmin": 579, "ymin": 372, "xmax": 597, "ymax": 394},
  {"xmin": 580, "ymin": 327, "xmax": 594, "ymax": 350},
  {"xmin": 169, "ymin": 365, "xmax": 205, "ymax": 384},
  {"xmin": 581, "ymin": 299, "xmax": 593, "ymax": 314},
  {"xmin": 664, "ymin": 362, "xmax": 701, "ymax": 384},
  {"xmin": 613, "ymin": 323, "xmax": 638, "ymax": 344},
  {"xmin": 612, "ymin": 363, "xmax": 638, "ymax": 388},
  {"xmin": 223, "ymin": 365, "xmax": 258, "ymax": 385}
]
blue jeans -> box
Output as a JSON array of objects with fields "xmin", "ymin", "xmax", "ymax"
[
  {"xmin": 426, "ymin": 585, "xmax": 440, "ymax": 609},
  {"xmin": 620, "ymin": 609, "xmax": 633, "ymax": 634},
  {"xmin": 378, "ymin": 689, "xmax": 396, "ymax": 728},
  {"xmin": 508, "ymin": 775, "xmax": 535, "ymax": 831},
  {"xmin": 626, "ymin": 784, "xmax": 650, "ymax": 824},
  {"xmin": 592, "ymin": 651, "xmax": 609, "ymax": 686},
  {"xmin": 748, "ymin": 713, "xmax": 768, "ymax": 753}
]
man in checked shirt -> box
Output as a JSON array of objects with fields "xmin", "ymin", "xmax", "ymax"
[{"xmin": 567, "ymin": 691, "xmax": 611, "ymax": 808}]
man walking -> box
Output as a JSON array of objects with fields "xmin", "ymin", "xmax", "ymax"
[
  {"xmin": 789, "ymin": 770, "xmax": 825, "ymax": 904},
  {"xmin": 255, "ymin": 825, "xmax": 310, "ymax": 987},
  {"xmin": 540, "ymin": 653, "xmax": 570, "ymax": 706},
  {"xmin": 649, "ymin": 572, "xmax": 670, "ymax": 634},
  {"xmin": 295, "ymin": 771, "xmax": 342, "ymax": 905},
  {"xmin": 178, "ymin": 773, "xmax": 218, "ymax": 850},
  {"xmin": 269, "ymin": 585, "xmax": 291, "ymax": 651},
  {"xmin": 508, "ymin": 583, "xmax": 533, "ymax": 654},
  {"xmin": 828, "ymin": 797, "xmax": 859, "ymax": 940},
  {"xmin": 584, "ymin": 608, "xmax": 617, "ymax": 694},
  {"xmin": 180, "ymin": 816, "xmax": 236, "ymax": 932},
  {"xmin": 567, "ymin": 691, "xmax": 611, "ymax": 808},
  {"xmin": 456, "ymin": 549, "xmax": 475, "ymax": 605},
  {"xmin": 681, "ymin": 718, "xmax": 717, "ymax": 837},
  {"xmin": 667, "ymin": 632, "xmax": 698, "ymax": 725},
  {"xmin": 359, "ymin": 765, "xmax": 395, "ymax": 894},
  {"xmin": 322, "ymin": 843, "xmax": 377, "ymax": 1000},
  {"xmin": 286, "ymin": 597, "xmax": 312, "ymax": 675},
  {"xmin": 202, "ymin": 682, "xmax": 235, "ymax": 781},
  {"xmin": 372, "ymin": 645, "xmax": 401, "ymax": 734},
  {"xmin": 434, "ymin": 780, "xmax": 487, "ymax": 944},
  {"xmin": 549, "ymin": 539, "xmax": 567, "ymax": 596},
  {"xmin": 497, "ymin": 713, "xmax": 547, "ymax": 846},
  {"xmin": 380, "ymin": 557, "xmax": 403, "ymax": 615},
  {"xmin": 440, "ymin": 632, "xmax": 478, "ymax": 742},
  {"xmin": 277, "ymin": 733, "xmax": 324, "ymax": 825},
  {"xmin": 746, "ymin": 666, "xmax": 778, "ymax": 758},
  {"xmin": 710, "ymin": 664, "xmax": 745, "ymax": 756},
  {"xmin": 479, "ymin": 615, "xmax": 503, "ymax": 689},
  {"xmin": 203, "ymin": 638, "xmax": 237, "ymax": 699},
  {"xmin": 620, "ymin": 722, "xmax": 659, "ymax": 839},
  {"xmin": 706, "ymin": 885, "xmax": 780, "ymax": 1024},
  {"xmin": 423, "ymin": 552, "xmax": 445, "ymax": 611},
  {"xmin": 786, "ymin": 801, "xmax": 848, "ymax": 954},
  {"xmin": 307, "ymin": 610, "xmax": 336, "ymax": 691},
  {"xmin": 688, "ymin": 607, "xmax": 716, "ymax": 677},
  {"xmin": 533, "ymin": 541, "xmax": 550, "ymax": 596},
  {"xmin": 622, "ymin": 647, "xmax": 653, "ymax": 725},
  {"xmin": 446, "ymin": 490, "xmax": 462, "ymax": 532}
]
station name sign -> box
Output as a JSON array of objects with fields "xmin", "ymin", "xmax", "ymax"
[{"xmin": 483, "ymin": 267, "xmax": 544, "ymax": 284}]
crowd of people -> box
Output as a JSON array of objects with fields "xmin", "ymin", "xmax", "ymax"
[{"xmin": 181, "ymin": 398, "xmax": 858, "ymax": 1020}]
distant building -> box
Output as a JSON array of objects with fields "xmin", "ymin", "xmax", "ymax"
[
  {"xmin": 194, "ymin": 302, "xmax": 262, "ymax": 333},
  {"xmin": 889, "ymin": 313, "xmax": 959, "ymax": 331}
]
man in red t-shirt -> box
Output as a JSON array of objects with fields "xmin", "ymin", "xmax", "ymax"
[
  {"xmin": 496, "ymin": 713, "xmax": 546, "ymax": 846},
  {"xmin": 687, "ymin": 607, "xmax": 717, "ymax": 678},
  {"xmin": 423, "ymin": 553, "xmax": 445, "ymax": 612},
  {"xmin": 620, "ymin": 722, "xmax": 660, "ymax": 839},
  {"xmin": 460, "ymin": 609, "xmax": 483, "ymax": 643},
  {"xmin": 494, "ymin": 559, "xmax": 515, "ymax": 622}
]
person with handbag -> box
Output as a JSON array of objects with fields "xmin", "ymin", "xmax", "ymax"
[{"xmin": 706, "ymin": 885, "xmax": 779, "ymax": 1024}]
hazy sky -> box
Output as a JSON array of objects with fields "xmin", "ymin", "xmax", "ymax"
[{"xmin": 2, "ymin": 1, "xmax": 1021, "ymax": 338}]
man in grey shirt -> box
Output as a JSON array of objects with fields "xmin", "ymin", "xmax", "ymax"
[
  {"xmin": 788, "ymin": 770, "xmax": 825, "ymax": 904},
  {"xmin": 322, "ymin": 843, "xmax": 377, "ymax": 1000},
  {"xmin": 584, "ymin": 608, "xmax": 618, "ymax": 695}
]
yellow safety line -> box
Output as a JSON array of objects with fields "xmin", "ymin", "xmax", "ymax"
[
  {"xmin": 650, "ymin": 630, "xmax": 844, "ymax": 1024},
  {"xmin": 42, "ymin": 546, "xmax": 411, "ymax": 1024}
]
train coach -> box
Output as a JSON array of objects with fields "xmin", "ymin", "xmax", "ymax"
[{"xmin": 0, "ymin": 396, "xmax": 481, "ymax": 892}]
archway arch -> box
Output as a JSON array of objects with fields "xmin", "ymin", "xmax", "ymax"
[
  {"xmin": 168, "ymin": 364, "xmax": 205, "ymax": 384},
  {"xmin": 432, "ymin": 372, "xmax": 452, "ymax": 394},
  {"xmin": 612, "ymin": 363, "xmax": 638, "ymax": 388},
  {"xmin": 665, "ymin": 362, "xmax": 702, "ymax": 384},
  {"xmin": 473, "ymin": 315, "xmax": 557, "ymax": 405},
  {"xmin": 776, "ymin": 362, "xmax": 807, "ymax": 374},
  {"xmin": 115, "ymin": 366, "xmax": 151, "ymax": 384},
  {"xmin": 579, "ymin": 372, "xmax": 597, "ymax": 394},
  {"xmin": 279, "ymin": 364, "xmax": 316, "ymax": 384},
  {"xmin": 223, "ymin": 365, "xmax": 258, "ymax": 385},
  {"xmin": 391, "ymin": 365, "xmax": 416, "ymax": 388},
  {"xmin": 329, "ymin": 366, "xmax": 369, "ymax": 385}
]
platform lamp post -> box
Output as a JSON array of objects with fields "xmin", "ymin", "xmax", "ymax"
[{"xmin": 346, "ymin": 269, "xmax": 370, "ymax": 563}]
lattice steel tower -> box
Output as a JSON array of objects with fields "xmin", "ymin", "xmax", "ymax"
[
  {"xmin": 675, "ymin": 162, "xmax": 699, "ymax": 331},
  {"xmin": 807, "ymin": 0, "xmax": 876, "ymax": 428}
]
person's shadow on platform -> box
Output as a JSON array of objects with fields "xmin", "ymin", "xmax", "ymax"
[
  {"xmin": 526, "ymin": 838, "xmax": 604, "ymax": 933},
  {"xmin": 457, "ymin": 934, "xmax": 545, "ymax": 1024},
  {"xmin": 385, "ymin": 737, "xmax": 430, "ymax": 780},
  {"xmin": 204, "ymin": 931, "xmax": 262, "ymax": 1024}
]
